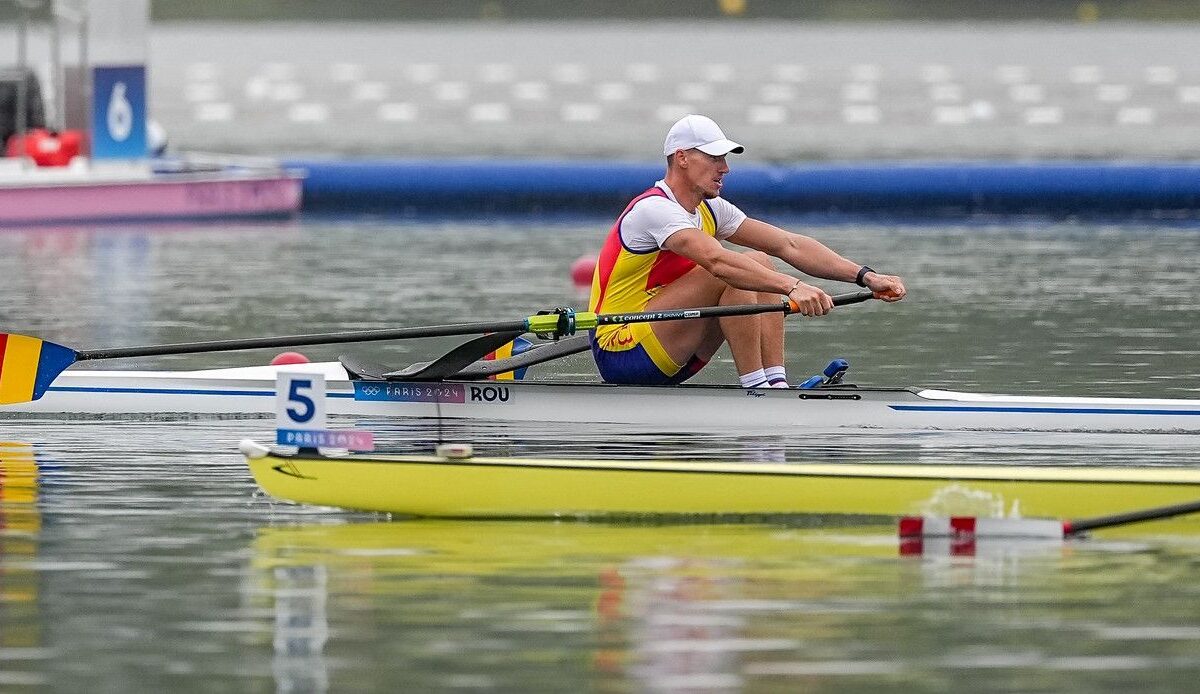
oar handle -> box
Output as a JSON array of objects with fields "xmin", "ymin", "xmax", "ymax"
[{"xmin": 826, "ymin": 290, "xmax": 878, "ymax": 308}]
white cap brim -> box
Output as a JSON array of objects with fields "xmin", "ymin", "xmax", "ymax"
[{"xmin": 695, "ymin": 139, "xmax": 744, "ymax": 156}]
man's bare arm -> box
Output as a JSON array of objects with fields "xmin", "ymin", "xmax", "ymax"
[
  {"xmin": 728, "ymin": 219, "xmax": 907, "ymax": 301},
  {"xmin": 662, "ymin": 228, "xmax": 833, "ymax": 315}
]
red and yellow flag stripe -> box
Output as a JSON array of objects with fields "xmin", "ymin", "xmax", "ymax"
[
  {"xmin": 0, "ymin": 334, "xmax": 43, "ymax": 405},
  {"xmin": 484, "ymin": 336, "xmax": 532, "ymax": 381}
]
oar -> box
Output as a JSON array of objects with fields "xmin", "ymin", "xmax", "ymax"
[
  {"xmin": 0, "ymin": 290, "xmax": 876, "ymax": 404},
  {"xmin": 1064, "ymin": 498, "xmax": 1200, "ymax": 536}
]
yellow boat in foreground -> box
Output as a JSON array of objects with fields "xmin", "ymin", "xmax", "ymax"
[{"xmin": 240, "ymin": 440, "xmax": 1200, "ymax": 527}]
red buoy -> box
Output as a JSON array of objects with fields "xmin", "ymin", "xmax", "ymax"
[
  {"xmin": 570, "ymin": 254, "xmax": 596, "ymax": 289},
  {"xmin": 270, "ymin": 351, "xmax": 310, "ymax": 365}
]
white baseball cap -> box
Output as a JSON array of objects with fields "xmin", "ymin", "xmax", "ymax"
[{"xmin": 663, "ymin": 114, "xmax": 745, "ymax": 157}]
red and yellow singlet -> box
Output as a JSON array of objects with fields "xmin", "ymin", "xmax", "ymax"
[{"xmin": 588, "ymin": 181, "xmax": 746, "ymax": 377}]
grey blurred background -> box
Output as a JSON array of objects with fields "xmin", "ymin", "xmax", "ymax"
[
  {"xmin": 147, "ymin": 1, "xmax": 1200, "ymax": 22},
  {"xmin": 15, "ymin": 1, "xmax": 1200, "ymax": 161}
]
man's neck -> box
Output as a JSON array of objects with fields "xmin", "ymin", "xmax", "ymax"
[{"xmin": 662, "ymin": 174, "xmax": 701, "ymax": 213}]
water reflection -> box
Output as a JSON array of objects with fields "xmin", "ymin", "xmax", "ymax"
[
  {"xmin": 250, "ymin": 520, "xmax": 890, "ymax": 690},
  {"xmin": 1, "ymin": 221, "xmax": 302, "ymax": 359},
  {"xmin": 269, "ymin": 565, "xmax": 329, "ymax": 693},
  {"xmin": 249, "ymin": 519, "xmax": 1200, "ymax": 690},
  {"xmin": 0, "ymin": 441, "xmax": 45, "ymax": 687}
]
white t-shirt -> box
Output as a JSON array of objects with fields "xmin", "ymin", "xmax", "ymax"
[{"xmin": 620, "ymin": 180, "xmax": 747, "ymax": 252}]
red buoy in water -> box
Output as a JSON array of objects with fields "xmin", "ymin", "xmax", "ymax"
[
  {"xmin": 570, "ymin": 254, "xmax": 596, "ymax": 290},
  {"xmin": 270, "ymin": 351, "xmax": 310, "ymax": 365}
]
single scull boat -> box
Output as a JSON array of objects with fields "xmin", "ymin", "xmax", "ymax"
[
  {"xmin": 2, "ymin": 355, "xmax": 1200, "ymax": 432},
  {"xmin": 2, "ymin": 293, "xmax": 1197, "ymax": 433},
  {"xmin": 4, "ymin": 358, "xmax": 1200, "ymax": 433},
  {"xmin": 240, "ymin": 440, "xmax": 1200, "ymax": 523}
]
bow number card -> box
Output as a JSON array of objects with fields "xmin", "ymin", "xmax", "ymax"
[{"xmin": 275, "ymin": 371, "xmax": 374, "ymax": 451}]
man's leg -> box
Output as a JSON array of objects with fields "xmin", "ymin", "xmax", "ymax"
[
  {"xmin": 645, "ymin": 252, "xmax": 784, "ymax": 379},
  {"xmin": 759, "ymin": 294, "xmax": 788, "ymax": 386},
  {"xmin": 738, "ymin": 252, "xmax": 788, "ymax": 386}
]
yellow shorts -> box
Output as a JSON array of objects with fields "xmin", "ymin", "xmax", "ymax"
[{"xmin": 592, "ymin": 322, "xmax": 682, "ymax": 377}]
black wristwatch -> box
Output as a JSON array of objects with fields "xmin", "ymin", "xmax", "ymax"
[{"xmin": 855, "ymin": 265, "xmax": 874, "ymax": 287}]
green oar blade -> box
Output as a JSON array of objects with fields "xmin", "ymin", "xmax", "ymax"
[{"xmin": 0, "ymin": 334, "xmax": 79, "ymax": 404}]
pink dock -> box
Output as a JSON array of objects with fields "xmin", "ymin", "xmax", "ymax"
[{"xmin": 0, "ymin": 161, "xmax": 304, "ymax": 225}]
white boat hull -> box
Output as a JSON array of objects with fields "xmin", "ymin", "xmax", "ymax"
[{"xmin": 3, "ymin": 361, "xmax": 1199, "ymax": 434}]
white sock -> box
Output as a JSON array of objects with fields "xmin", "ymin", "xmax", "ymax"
[
  {"xmin": 739, "ymin": 368, "xmax": 768, "ymax": 389},
  {"xmin": 764, "ymin": 365, "xmax": 788, "ymax": 387}
]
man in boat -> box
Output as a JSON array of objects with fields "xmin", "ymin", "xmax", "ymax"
[{"xmin": 589, "ymin": 114, "xmax": 906, "ymax": 388}]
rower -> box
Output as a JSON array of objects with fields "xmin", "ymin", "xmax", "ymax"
[{"xmin": 587, "ymin": 114, "xmax": 906, "ymax": 389}]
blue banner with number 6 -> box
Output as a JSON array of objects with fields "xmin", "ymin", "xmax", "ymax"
[{"xmin": 91, "ymin": 65, "xmax": 147, "ymax": 159}]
